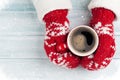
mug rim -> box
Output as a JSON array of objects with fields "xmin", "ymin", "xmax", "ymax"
[{"xmin": 67, "ymin": 25, "xmax": 99, "ymax": 57}]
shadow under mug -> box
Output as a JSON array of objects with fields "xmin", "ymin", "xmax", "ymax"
[{"xmin": 67, "ymin": 25, "xmax": 99, "ymax": 57}]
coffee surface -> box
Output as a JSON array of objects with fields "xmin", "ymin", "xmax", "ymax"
[
  {"xmin": 73, "ymin": 34, "xmax": 87, "ymax": 51},
  {"xmin": 71, "ymin": 30, "xmax": 95, "ymax": 53}
]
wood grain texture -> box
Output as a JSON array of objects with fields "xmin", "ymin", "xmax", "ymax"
[
  {"xmin": 0, "ymin": 0, "xmax": 120, "ymax": 80},
  {"xmin": 0, "ymin": 36, "xmax": 119, "ymax": 59},
  {"xmin": 0, "ymin": 59, "xmax": 119, "ymax": 80}
]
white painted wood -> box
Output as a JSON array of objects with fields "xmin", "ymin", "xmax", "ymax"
[
  {"xmin": 0, "ymin": 36, "xmax": 44, "ymax": 58},
  {"xmin": 0, "ymin": 36, "xmax": 119, "ymax": 58},
  {"xmin": 0, "ymin": 59, "xmax": 119, "ymax": 80},
  {"xmin": 0, "ymin": 10, "xmax": 120, "ymax": 35}
]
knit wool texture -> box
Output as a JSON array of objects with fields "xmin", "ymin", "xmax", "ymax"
[
  {"xmin": 43, "ymin": 8, "xmax": 116, "ymax": 70},
  {"xmin": 80, "ymin": 8, "xmax": 116, "ymax": 70},
  {"xmin": 43, "ymin": 10, "xmax": 81, "ymax": 68}
]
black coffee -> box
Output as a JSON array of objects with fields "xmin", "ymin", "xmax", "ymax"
[{"xmin": 71, "ymin": 28, "xmax": 95, "ymax": 53}]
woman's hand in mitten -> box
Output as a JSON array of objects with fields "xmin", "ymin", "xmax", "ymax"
[
  {"xmin": 81, "ymin": 8, "xmax": 116, "ymax": 70},
  {"xmin": 43, "ymin": 10, "xmax": 81, "ymax": 68}
]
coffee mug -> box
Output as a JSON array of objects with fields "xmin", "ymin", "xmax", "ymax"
[{"xmin": 67, "ymin": 25, "xmax": 99, "ymax": 56}]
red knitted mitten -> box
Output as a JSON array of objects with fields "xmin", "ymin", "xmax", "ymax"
[
  {"xmin": 81, "ymin": 8, "xmax": 116, "ymax": 70},
  {"xmin": 43, "ymin": 9, "xmax": 81, "ymax": 68}
]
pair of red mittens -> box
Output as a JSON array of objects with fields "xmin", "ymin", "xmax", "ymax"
[{"xmin": 43, "ymin": 8, "xmax": 116, "ymax": 70}]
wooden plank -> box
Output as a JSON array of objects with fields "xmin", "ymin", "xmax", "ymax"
[
  {"xmin": 0, "ymin": 12, "xmax": 44, "ymax": 35},
  {"xmin": 0, "ymin": 36, "xmax": 119, "ymax": 59},
  {"xmin": 0, "ymin": 11, "xmax": 120, "ymax": 36},
  {"xmin": 0, "ymin": 59, "xmax": 119, "ymax": 80},
  {"xmin": 0, "ymin": 36, "xmax": 44, "ymax": 58},
  {"xmin": 0, "ymin": 10, "xmax": 90, "ymax": 35}
]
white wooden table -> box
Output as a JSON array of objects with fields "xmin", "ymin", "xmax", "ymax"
[{"xmin": 0, "ymin": 0, "xmax": 120, "ymax": 80}]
